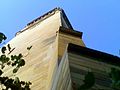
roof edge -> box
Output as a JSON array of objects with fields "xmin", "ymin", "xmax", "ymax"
[
  {"xmin": 68, "ymin": 43, "xmax": 120, "ymax": 67},
  {"xmin": 26, "ymin": 7, "xmax": 73, "ymax": 29},
  {"xmin": 15, "ymin": 7, "xmax": 73, "ymax": 36},
  {"xmin": 27, "ymin": 7, "xmax": 62, "ymax": 26},
  {"xmin": 59, "ymin": 26, "xmax": 83, "ymax": 39},
  {"xmin": 60, "ymin": 9, "xmax": 73, "ymax": 29}
]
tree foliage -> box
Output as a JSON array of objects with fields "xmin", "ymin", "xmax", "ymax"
[
  {"xmin": 109, "ymin": 68, "xmax": 120, "ymax": 90},
  {"xmin": 78, "ymin": 71, "xmax": 95, "ymax": 90},
  {"xmin": 0, "ymin": 32, "xmax": 31, "ymax": 90},
  {"xmin": 78, "ymin": 68, "xmax": 120, "ymax": 90}
]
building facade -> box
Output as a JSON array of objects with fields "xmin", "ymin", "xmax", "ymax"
[{"xmin": 4, "ymin": 8, "xmax": 120, "ymax": 90}]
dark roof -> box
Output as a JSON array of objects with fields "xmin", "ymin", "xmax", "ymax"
[
  {"xmin": 68, "ymin": 43, "xmax": 120, "ymax": 67},
  {"xmin": 27, "ymin": 7, "xmax": 73, "ymax": 29},
  {"xmin": 59, "ymin": 26, "xmax": 83, "ymax": 39}
]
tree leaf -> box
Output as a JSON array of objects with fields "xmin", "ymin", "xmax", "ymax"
[
  {"xmin": 14, "ymin": 77, "xmax": 20, "ymax": 84},
  {"xmin": 0, "ymin": 55, "xmax": 9, "ymax": 63},
  {"xmin": 7, "ymin": 61, "xmax": 11, "ymax": 65},
  {"xmin": 1, "ymin": 64, "xmax": 5, "ymax": 69},
  {"xmin": 0, "ymin": 70, "xmax": 3, "ymax": 76},
  {"xmin": 109, "ymin": 68, "xmax": 120, "ymax": 89},
  {"xmin": 11, "ymin": 55, "xmax": 15, "ymax": 61},
  {"xmin": 1, "ymin": 46, "xmax": 6, "ymax": 54},
  {"xmin": 7, "ymin": 44, "xmax": 11, "ymax": 51},
  {"xmin": 0, "ymin": 55, "xmax": 6, "ymax": 62},
  {"xmin": 20, "ymin": 81, "xmax": 25, "ymax": 85},
  {"xmin": 18, "ymin": 59, "xmax": 25, "ymax": 67},
  {"xmin": 5, "ymin": 57, "xmax": 10, "ymax": 62},
  {"xmin": 27, "ymin": 46, "xmax": 32, "ymax": 50},
  {"xmin": 18, "ymin": 54, "xmax": 23, "ymax": 60},
  {"xmin": 13, "ymin": 67, "xmax": 19, "ymax": 73},
  {"xmin": 12, "ymin": 62, "xmax": 17, "ymax": 66},
  {"xmin": 79, "ymin": 72, "xmax": 95, "ymax": 90},
  {"xmin": 0, "ymin": 32, "xmax": 7, "ymax": 43}
]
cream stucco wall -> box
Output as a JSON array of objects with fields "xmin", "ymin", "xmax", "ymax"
[
  {"xmin": 4, "ymin": 11, "xmax": 61, "ymax": 90},
  {"xmin": 51, "ymin": 48, "xmax": 72, "ymax": 90},
  {"xmin": 58, "ymin": 33, "xmax": 85, "ymax": 58}
]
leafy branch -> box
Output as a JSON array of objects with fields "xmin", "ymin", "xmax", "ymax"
[{"xmin": 0, "ymin": 32, "xmax": 32, "ymax": 90}]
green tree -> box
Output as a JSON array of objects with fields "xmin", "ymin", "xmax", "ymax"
[
  {"xmin": 78, "ymin": 68, "xmax": 120, "ymax": 90},
  {"xmin": 78, "ymin": 71, "xmax": 95, "ymax": 90},
  {"xmin": 0, "ymin": 32, "xmax": 31, "ymax": 90},
  {"xmin": 109, "ymin": 68, "xmax": 120, "ymax": 90}
]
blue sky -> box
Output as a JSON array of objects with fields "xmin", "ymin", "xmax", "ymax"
[{"xmin": 0, "ymin": 0, "xmax": 120, "ymax": 56}]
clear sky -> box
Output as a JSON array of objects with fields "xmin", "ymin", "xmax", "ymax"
[{"xmin": 0, "ymin": 0, "xmax": 120, "ymax": 56}]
